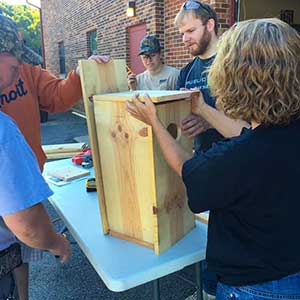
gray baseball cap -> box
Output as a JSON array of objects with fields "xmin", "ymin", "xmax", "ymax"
[
  {"xmin": 0, "ymin": 14, "xmax": 42, "ymax": 65},
  {"xmin": 138, "ymin": 35, "xmax": 161, "ymax": 55}
]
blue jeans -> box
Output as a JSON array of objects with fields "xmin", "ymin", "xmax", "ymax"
[{"xmin": 216, "ymin": 272, "xmax": 300, "ymax": 300}]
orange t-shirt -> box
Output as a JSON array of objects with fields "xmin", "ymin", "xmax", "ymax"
[{"xmin": 0, "ymin": 62, "xmax": 82, "ymax": 170}]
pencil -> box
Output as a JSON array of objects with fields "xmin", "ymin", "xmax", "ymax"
[{"xmin": 126, "ymin": 65, "xmax": 133, "ymax": 73}]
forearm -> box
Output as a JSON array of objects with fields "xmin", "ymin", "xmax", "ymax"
[
  {"xmin": 199, "ymin": 103, "xmax": 250, "ymax": 138},
  {"xmin": 151, "ymin": 117, "xmax": 191, "ymax": 176},
  {"xmin": 39, "ymin": 70, "xmax": 82, "ymax": 113},
  {"xmin": 3, "ymin": 203, "xmax": 62, "ymax": 252}
]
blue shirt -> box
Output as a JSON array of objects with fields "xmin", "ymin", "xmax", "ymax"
[
  {"xmin": 0, "ymin": 112, "xmax": 53, "ymax": 250},
  {"xmin": 177, "ymin": 56, "xmax": 224, "ymax": 153},
  {"xmin": 176, "ymin": 56, "xmax": 215, "ymax": 107}
]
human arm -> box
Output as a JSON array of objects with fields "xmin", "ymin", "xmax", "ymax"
[
  {"xmin": 0, "ymin": 113, "xmax": 71, "ymax": 263},
  {"xmin": 3, "ymin": 203, "xmax": 71, "ymax": 263},
  {"xmin": 192, "ymin": 92, "xmax": 250, "ymax": 138},
  {"xmin": 36, "ymin": 55, "xmax": 111, "ymax": 113},
  {"xmin": 126, "ymin": 94, "xmax": 192, "ymax": 176}
]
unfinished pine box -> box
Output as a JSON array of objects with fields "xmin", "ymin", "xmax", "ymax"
[{"xmin": 92, "ymin": 90, "xmax": 196, "ymax": 254}]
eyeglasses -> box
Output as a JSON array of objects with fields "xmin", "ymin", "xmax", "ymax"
[{"xmin": 141, "ymin": 53, "xmax": 157, "ymax": 60}]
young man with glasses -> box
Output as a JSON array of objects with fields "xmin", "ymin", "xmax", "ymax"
[
  {"xmin": 174, "ymin": 1, "xmax": 249, "ymax": 299},
  {"xmin": 127, "ymin": 35, "xmax": 180, "ymax": 90}
]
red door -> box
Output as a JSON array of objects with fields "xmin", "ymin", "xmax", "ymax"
[{"xmin": 128, "ymin": 23, "xmax": 147, "ymax": 74}]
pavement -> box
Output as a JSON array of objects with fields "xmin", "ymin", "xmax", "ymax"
[{"xmin": 31, "ymin": 110, "xmax": 197, "ymax": 300}]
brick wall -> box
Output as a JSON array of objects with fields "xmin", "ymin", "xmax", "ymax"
[
  {"xmin": 41, "ymin": 0, "xmax": 231, "ymax": 74},
  {"xmin": 164, "ymin": 0, "xmax": 232, "ymax": 67},
  {"xmin": 41, "ymin": 0, "xmax": 231, "ymax": 111}
]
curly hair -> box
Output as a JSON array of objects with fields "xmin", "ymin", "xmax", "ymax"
[{"xmin": 208, "ymin": 18, "xmax": 300, "ymax": 125}]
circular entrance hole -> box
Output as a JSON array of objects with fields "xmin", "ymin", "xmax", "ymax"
[{"xmin": 167, "ymin": 123, "xmax": 180, "ymax": 140}]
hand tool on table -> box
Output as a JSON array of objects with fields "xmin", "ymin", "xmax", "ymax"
[
  {"xmin": 72, "ymin": 147, "xmax": 93, "ymax": 168},
  {"xmin": 86, "ymin": 178, "xmax": 97, "ymax": 192}
]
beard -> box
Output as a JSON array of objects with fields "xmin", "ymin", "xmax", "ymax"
[{"xmin": 189, "ymin": 27, "xmax": 212, "ymax": 56}]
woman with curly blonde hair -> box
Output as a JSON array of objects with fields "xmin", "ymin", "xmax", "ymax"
[
  {"xmin": 127, "ymin": 18, "xmax": 300, "ymax": 299},
  {"xmin": 209, "ymin": 18, "xmax": 300, "ymax": 126}
]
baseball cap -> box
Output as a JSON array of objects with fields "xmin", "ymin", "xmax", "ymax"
[
  {"xmin": 0, "ymin": 14, "xmax": 42, "ymax": 65},
  {"xmin": 138, "ymin": 35, "xmax": 161, "ymax": 55}
]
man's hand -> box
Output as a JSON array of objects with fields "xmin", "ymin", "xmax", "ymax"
[
  {"xmin": 191, "ymin": 90, "xmax": 205, "ymax": 115},
  {"xmin": 127, "ymin": 72, "xmax": 137, "ymax": 91},
  {"xmin": 181, "ymin": 113, "xmax": 211, "ymax": 138},
  {"xmin": 76, "ymin": 55, "xmax": 111, "ymax": 76},
  {"xmin": 49, "ymin": 233, "xmax": 71, "ymax": 264},
  {"xmin": 88, "ymin": 55, "xmax": 111, "ymax": 64},
  {"xmin": 181, "ymin": 90, "xmax": 210, "ymax": 138},
  {"xmin": 126, "ymin": 93, "xmax": 157, "ymax": 125}
]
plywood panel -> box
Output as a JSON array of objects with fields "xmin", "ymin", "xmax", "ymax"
[
  {"xmin": 79, "ymin": 59, "xmax": 128, "ymax": 234},
  {"xmin": 153, "ymin": 100, "xmax": 195, "ymax": 254},
  {"xmin": 94, "ymin": 100, "xmax": 155, "ymax": 245}
]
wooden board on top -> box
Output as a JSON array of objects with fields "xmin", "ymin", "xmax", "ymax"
[
  {"xmin": 93, "ymin": 90, "xmax": 194, "ymax": 103},
  {"xmin": 78, "ymin": 59, "xmax": 128, "ymax": 234}
]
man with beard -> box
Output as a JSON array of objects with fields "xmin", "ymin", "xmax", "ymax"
[
  {"xmin": 175, "ymin": 1, "xmax": 248, "ymax": 153},
  {"xmin": 174, "ymin": 2, "xmax": 249, "ymax": 299}
]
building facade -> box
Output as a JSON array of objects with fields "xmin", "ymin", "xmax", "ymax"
[
  {"xmin": 40, "ymin": 0, "xmax": 299, "ymax": 104},
  {"xmin": 40, "ymin": 0, "xmax": 235, "ymax": 77}
]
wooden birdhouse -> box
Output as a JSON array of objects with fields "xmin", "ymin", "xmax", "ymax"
[{"xmin": 79, "ymin": 60, "xmax": 197, "ymax": 254}]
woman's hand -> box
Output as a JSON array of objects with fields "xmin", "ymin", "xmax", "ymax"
[
  {"xmin": 126, "ymin": 93, "xmax": 158, "ymax": 126},
  {"xmin": 191, "ymin": 89, "xmax": 205, "ymax": 115}
]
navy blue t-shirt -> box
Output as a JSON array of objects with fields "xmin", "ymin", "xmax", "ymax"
[
  {"xmin": 182, "ymin": 122, "xmax": 300, "ymax": 286},
  {"xmin": 177, "ymin": 56, "xmax": 224, "ymax": 152}
]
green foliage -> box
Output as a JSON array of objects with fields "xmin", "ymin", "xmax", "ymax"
[{"xmin": 0, "ymin": 2, "xmax": 41, "ymax": 55}]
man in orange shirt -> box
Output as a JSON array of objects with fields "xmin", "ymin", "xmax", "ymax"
[{"xmin": 0, "ymin": 14, "xmax": 108, "ymax": 299}]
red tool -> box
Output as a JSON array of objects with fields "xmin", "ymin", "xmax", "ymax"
[{"xmin": 72, "ymin": 148, "xmax": 93, "ymax": 168}]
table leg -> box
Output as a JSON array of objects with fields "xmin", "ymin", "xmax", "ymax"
[
  {"xmin": 153, "ymin": 279, "xmax": 160, "ymax": 300},
  {"xmin": 195, "ymin": 262, "xmax": 203, "ymax": 300}
]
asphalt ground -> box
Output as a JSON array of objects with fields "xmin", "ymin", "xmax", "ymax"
[{"xmin": 30, "ymin": 111, "xmax": 197, "ymax": 300}]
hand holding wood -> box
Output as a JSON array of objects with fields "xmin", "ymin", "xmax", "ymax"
[{"xmin": 126, "ymin": 93, "xmax": 158, "ymax": 126}]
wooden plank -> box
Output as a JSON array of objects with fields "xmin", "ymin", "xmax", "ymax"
[
  {"xmin": 78, "ymin": 59, "xmax": 128, "ymax": 234},
  {"xmin": 93, "ymin": 90, "xmax": 193, "ymax": 103},
  {"xmin": 153, "ymin": 100, "xmax": 195, "ymax": 254},
  {"xmin": 94, "ymin": 100, "xmax": 155, "ymax": 244},
  {"xmin": 47, "ymin": 166, "xmax": 90, "ymax": 181},
  {"xmin": 45, "ymin": 152, "xmax": 81, "ymax": 160},
  {"xmin": 42, "ymin": 143, "xmax": 85, "ymax": 154}
]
